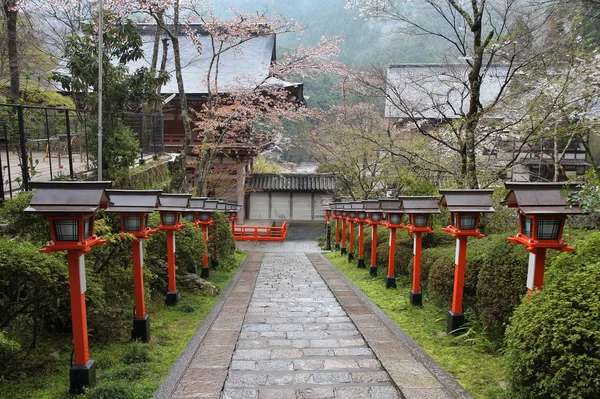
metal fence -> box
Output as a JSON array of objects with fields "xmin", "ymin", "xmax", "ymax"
[{"xmin": 0, "ymin": 104, "xmax": 164, "ymax": 203}]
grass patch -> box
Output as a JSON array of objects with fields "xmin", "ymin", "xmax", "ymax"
[
  {"xmin": 324, "ymin": 251, "xmax": 509, "ymax": 399},
  {"xmin": 0, "ymin": 251, "xmax": 248, "ymax": 399}
]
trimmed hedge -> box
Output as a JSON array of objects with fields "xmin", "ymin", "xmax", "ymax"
[
  {"xmin": 475, "ymin": 236, "xmax": 528, "ymax": 339},
  {"xmin": 504, "ymin": 261, "xmax": 600, "ymax": 398}
]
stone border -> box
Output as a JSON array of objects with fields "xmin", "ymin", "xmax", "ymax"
[
  {"xmin": 308, "ymin": 253, "xmax": 473, "ymax": 399},
  {"xmin": 153, "ymin": 252, "xmax": 262, "ymax": 399}
]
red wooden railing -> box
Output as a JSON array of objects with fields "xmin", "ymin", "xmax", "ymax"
[{"xmin": 233, "ymin": 221, "xmax": 287, "ymax": 241}]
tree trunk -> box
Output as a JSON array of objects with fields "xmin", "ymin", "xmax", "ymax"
[{"xmin": 3, "ymin": 0, "xmax": 19, "ymax": 103}]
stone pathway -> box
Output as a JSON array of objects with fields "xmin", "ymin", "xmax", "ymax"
[
  {"xmin": 156, "ymin": 250, "xmax": 471, "ymax": 399},
  {"xmin": 222, "ymin": 252, "xmax": 400, "ymax": 398}
]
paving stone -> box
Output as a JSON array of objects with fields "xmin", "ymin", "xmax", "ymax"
[
  {"xmin": 311, "ymin": 372, "xmax": 352, "ymax": 384},
  {"xmin": 350, "ymin": 371, "xmax": 391, "ymax": 383},
  {"xmin": 233, "ymin": 349, "xmax": 272, "ymax": 361},
  {"xmin": 257, "ymin": 388, "xmax": 296, "ymax": 399},
  {"xmin": 384, "ymin": 361, "xmax": 443, "ymax": 389},
  {"xmin": 322, "ymin": 359, "xmax": 359, "ymax": 370},
  {"xmin": 221, "ymin": 389, "xmax": 259, "ymax": 399},
  {"xmin": 296, "ymin": 387, "xmax": 335, "ymax": 399},
  {"xmin": 294, "ymin": 359, "xmax": 325, "ymax": 371},
  {"xmin": 333, "ymin": 386, "xmax": 371, "ymax": 398},
  {"xmin": 230, "ymin": 360, "xmax": 257, "ymax": 371}
]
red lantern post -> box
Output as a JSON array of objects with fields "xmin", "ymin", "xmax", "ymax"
[
  {"xmin": 400, "ymin": 196, "xmax": 440, "ymax": 306},
  {"xmin": 158, "ymin": 194, "xmax": 191, "ymax": 305},
  {"xmin": 106, "ymin": 190, "xmax": 161, "ymax": 342},
  {"xmin": 324, "ymin": 205, "xmax": 332, "ymax": 251},
  {"xmin": 440, "ymin": 190, "xmax": 494, "ymax": 332},
  {"xmin": 340, "ymin": 203, "xmax": 350, "ymax": 255},
  {"xmin": 332, "ymin": 203, "xmax": 341, "ymax": 250},
  {"xmin": 353, "ymin": 202, "xmax": 368, "ymax": 268},
  {"xmin": 503, "ymin": 182, "xmax": 583, "ymax": 293},
  {"xmin": 25, "ymin": 181, "xmax": 112, "ymax": 393},
  {"xmin": 364, "ymin": 200, "xmax": 383, "ymax": 277},
  {"xmin": 381, "ymin": 199, "xmax": 404, "ymax": 289},
  {"xmin": 347, "ymin": 203, "xmax": 359, "ymax": 262}
]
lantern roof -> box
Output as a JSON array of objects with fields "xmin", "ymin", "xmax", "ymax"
[
  {"xmin": 362, "ymin": 199, "xmax": 381, "ymax": 211},
  {"xmin": 502, "ymin": 182, "xmax": 583, "ymax": 215},
  {"xmin": 399, "ymin": 196, "xmax": 441, "ymax": 214},
  {"xmin": 25, "ymin": 181, "xmax": 112, "ymax": 214},
  {"xmin": 350, "ymin": 201, "xmax": 364, "ymax": 210},
  {"xmin": 380, "ymin": 198, "xmax": 403, "ymax": 212},
  {"xmin": 188, "ymin": 197, "xmax": 209, "ymax": 212},
  {"xmin": 105, "ymin": 189, "xmax": 161, "ymax": 214},
  {"xmin": 439, "ymin": 189, "xmax": 494, "ymax": 213},
  {"xmin": 158, "ymin": 193, "xmax": 192, "ymax": 212},
  {"xmin": 204, "ymin": 199, "xmax": 219, "ymax": 210}
]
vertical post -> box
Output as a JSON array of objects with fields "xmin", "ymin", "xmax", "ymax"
[
  {"xmin": 448, "ymin": 236, "xmax": 468, "ymax": 332},
  {"xmin": 348, "ymin": 220, "xmax": 355, "ymax": 262},
  {"xmin": 3, "ymin": 123, "xmax": 12, "ymax": 198},
  {"xmin": 341, "ymin": 218, "xmax": 347, "ymax": 255},
  {"xmin": 527, "ymin": 247, "xmax": 547, "ymax": 293},
  {"xmin": 67, "ymin": 250, "xmax": 96, "ymax": 393},
  {"xmin": 410, "ymin": 232, "xmax": 423, "ymax": 306},
  {"xmin": 65, "ymin": 109, "xmax": 74, "ymax": 179},
  {"xmin": 386, "ymin": 227, "xmax": 397, "ymax": 288},
  {"xmin": 44, "ymin": 109, "xmax": 53, "ymax": 179},
  {"xmin": 335, "ymin": 218, "xmax": 340, "ymax": 250},
  {"xmin": 131, "ymin": 239, "xmax": 150, "ymax": 342},
  {"xmin": 16, "ymin": 105, "xmax": 29, "ymax": 191},
  {"xmin": 370, "ymin": 225, "xmax": 378, "ymax": 277},
  {"xmin": 325, "ymin": 219, "xmax": 331, "ymax": 251},
  {"xmin": 165, "ymin": 230, "xmax": 178, "ymax": 305},
  {"xmin": 139, "ymin": 113, "xmax": 144, "ymax": 162},
  {"xmin": 357, "ymin": 222, "xmax": 365, "ymax": 268},
  {"xmin": 97, "ymin": 0, "xmax": 103, "ymax": 181},
  {"xmin": 201, "ymin": 224, "xmax": 210, "ymax": 278}
]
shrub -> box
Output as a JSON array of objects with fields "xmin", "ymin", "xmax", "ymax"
[
  {"xmin": 545, "ymin": 231, "xmax": 600, "ymax": 286},
  {"xmin": 211, "ymin": 211, "xmax": 236, "ymax": 267},
  {"xmin": 0, "ymin": 191, "xmax": 49, "ymax": 244},
  {"xmin": 86, "ymin": 119, "xmax": 140, "ymax": 179},
  {"xmin": 0, "ymin": 331, "xmax": 21, "ymax": 379},
  {"xmin": 146, "ymin": 212, "xmax": 207, "ymax": 277},
  {"xmin": 475, "ymin": 236, "xmax": 528, "ymax": 340},
  {"xmin": 408, "ymin": 245, "xmax": 454, "ymax": 290},
  {"xmin": 480, "ymin": 187, "xmax": 518, "ymax": 236},
  {"xmin": 376, "ymin": 232, "xmax": 413, "ymax": 276},
  {"xmin": 427, "ymin": 237, "xmax": 485, "ymax": 303},
  {"xmin": 121, "ymin": 342, "xmax": 151, "ymax": 365},
  {"xmin": 504, "ymin": 262, "xmax": 600, "ymax": 399},
  {"xmin": 85, "ymin": 381, "xmax": 132, "ymax": 399}
]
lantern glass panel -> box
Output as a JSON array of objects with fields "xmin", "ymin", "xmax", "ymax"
[
  {"xmin": 54, "ymin": 219, "xmax": 79, "ymax": 241},
  {"xmin": 370, "ymin": 213, "xmax": 381, "ymax": 222},
  {"xmin": 460, "ymin": 215, "xmax": 477, "ymax": 230},
  {"xmin": 183, "ymin": 213, "xmax": 195, "ymax": 223},
  {"xmin": 390, "ymin": 214, "xmax": 402, "ymax": 225},
  {"xmin": 341, "ymin": 211, "xmax": 348, "ymax": 217},
  {"xmin": 349, "ymin": 211, "xmax": 357, "ymax": 219},
  {"xmin": 521, "ymin": 215, "xmax": 532, "ymax": 238},
  {"xmin": 358, "ymin": 211, "xmax": 367, "ymax": 220},
  {"xmin": 414, "ymin": 215, "xmax": 429, "ymax": 227},
  {"xmin": 124, "ymin": 216, "xmax": 142, "ymax": 232},
  {"xmin": 84, "ymin": 217, "xmax": 93, "ymax": 239},
  {"xmin": 537, "ymin": 219, "xmax": 562, "ymax": 240},
  {"xmin": 162, "ymin": 212, "xmax": 176, "ymax": 225},
  {"xmin": 199, "ymin": 212, "xmax": 211, "ymax": 222}
]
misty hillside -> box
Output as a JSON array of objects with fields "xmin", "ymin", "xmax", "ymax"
[{"xmin": 210, "ymin": 0, "xmax": 449, "ymax": 68}]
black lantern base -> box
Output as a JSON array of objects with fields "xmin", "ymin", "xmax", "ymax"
[
  {"xmin": 347, "ymin": 252, "xmax": 354, "ymax": 262},
  {"xmin": 200, "ymin": 267, "xmax": 210, "ymax": 279},
  {"xmin": 132, "ymin": 314, "xmax": 150, "ymax": 342},
  {"xmin": 369, "ymin": 265, "xmax": 377, "ymax": 277},
  {"xmin": 70, "ymin": 360, "xmax": 96, "ymax": 394},
  {"xmin": 410, "ymin": 291, "xmax": 422, "ymax": 307},
  {"xmin": 335, "ymin": 243, "xmax": 340, "ymax": 250},
  {"xmin": 386, "ymin": 276, "xmax": 397, "ymax": 289},
  {"xmin": 357, "ymin": 258, "xmax": 366, "ymax": 268},
  {"xmin": 341, "ymin": 247, "xmax": 347, "ymax": 255},
  {"xmin": 165, "ymin": 290, "xmax": 179, "ymax": 306},
  {"xmin": 447, "ymin": 311, "xmax": 465, "ymax": 333},
  {"xmin": 211, "ymin": 258, "xmax": 219, "ymax": 269}
]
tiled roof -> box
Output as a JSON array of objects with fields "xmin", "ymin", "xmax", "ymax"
[
  {"xmin": 246, "ymin": 173, "xmax": 336, "ymax": 192},
  {"xmin": 522, "ymin": 158, "xmax": 590, "ymax": 166}
]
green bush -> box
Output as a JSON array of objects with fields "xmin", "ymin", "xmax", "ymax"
[
  {"xmin": 146, "ymin": 212, "xmax": 207, "ymax": 275},
  {"xmin": 545, "ymin": 231, "xmax": 600, "ymax": 285},
  {"xmin": 85, "ymin": 381, "xmax": 132, "ymax": 399},
  {"xmin": 0, "ymin": 331, "xmax": 21, "ymax": 379},
  {"xmin": 475, "ymin": 236, "xmax": 528, "ymax": 340},
  {"xmin": 86, "ymin": 119, "xmax": 140, "ymax": 179},
  {"xmin": 479, "ymin": 187, "xmax": 518, "ymax": 236},
  {"xmin": 426, "ymin": 237, "xmax": 486, "ymax": 304},
  {"xmin": 211, "ymin": 211, "xmax": 236, "ymax": 267},
  {"xmin": 376, "ymin": 231, "xmax": 413, "ymax": 276},
  {"xmin": 408, "ymin": 245, "xmax": 454, "ymax": 290},
  {"xmin": 504, "ymin": 262, "xmax": 600, "ymax": 398},
  {"xmin": 0, "ymin": 191, "xmax": 49, "ymax": 244}
]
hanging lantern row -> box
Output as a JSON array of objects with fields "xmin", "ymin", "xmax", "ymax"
[{"xmin": 24, "ymin": 182, "xmax": 240, "ymax": 394}]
